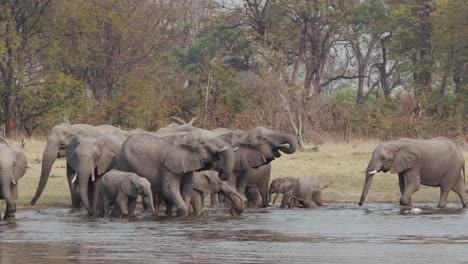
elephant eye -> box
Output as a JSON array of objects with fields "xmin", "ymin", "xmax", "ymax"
[{"xmin": 200, "ymin": 141, "xmax": 206, "ymax": 145}]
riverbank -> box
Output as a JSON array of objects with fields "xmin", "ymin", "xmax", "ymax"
[{"xmin": 2, "ymin": 138, "xmax": 467, "ymax": 211}]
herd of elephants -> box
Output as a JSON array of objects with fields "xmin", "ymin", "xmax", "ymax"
[{"xmin": 0, "ymin": 119, "xmax": 466, "ymax": 220}]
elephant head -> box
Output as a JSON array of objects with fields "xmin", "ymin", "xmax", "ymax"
[
  {"xmin": 269, "ymin": 177, "xmax": 295, "ymax": 204},
  {"xmin": 30, "ymin": 124, "xmax": 101, "ymax": 205},
  {"xmin": 66, "ymin": 135, "xmax": 119, "ymax": 214},
  {"xmin": 0, "ymin": 142, "xmax": 27, "ymax": 219},
  {"xmin": 164, "ymin": 130, "xmax": 235, "ymax": 181},
  {"xmin": 359, "ymin": 140, "xmax": 421, "ymax": 206},
  {"xmin": 194, "ymin": 171, "xmax": 244, "ymax": 215},
  {"xmin": 220, "ymin": 127, "xmax": 299, "ymax": 171},
  {"xmin": 121, "ymin": 176, "xmax": 156, "ymax": 215}
]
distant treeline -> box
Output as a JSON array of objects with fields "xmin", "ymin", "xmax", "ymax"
[{"xmin": 0, "ymin": 0, "xmax": 466, "ymax": 144}]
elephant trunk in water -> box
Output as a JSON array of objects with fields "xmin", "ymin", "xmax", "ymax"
[
  {"xmin": 145, "ymin": 188, "xmax": 156, "ymax": 216},
  {"xmin": 30, "ymin": 141, "xmax": 60, "ymax": 205},
  {"xmin": 78, "ymin": 166, "xmax": 94, "ymax": 215},
  {"xmin": 359, "ymin": 162, "xmax": 379, "ymax": 206},
  {"xmin": 1, "ymin": 170, "xmax": 15, "ymax": 218},
  {"xmin": 220, "ymin": 182, "xmax": 244, "ymax": 215}
]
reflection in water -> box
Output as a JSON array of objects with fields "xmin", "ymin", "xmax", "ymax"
[{"xmin": 0, "ymin": 203, "xmax": 467, "ymax": 264}]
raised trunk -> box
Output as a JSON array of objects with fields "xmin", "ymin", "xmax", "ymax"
[
  {"xmin": 30, "ymin": 142, "xmax": 59, "ymax": 205},
  {"xmin": 276, "ymin": 134, "xmax": 299, "ymax": 154},
  {"xmin": 1, "ymin": 171, "xmax": 15, "ymax": 218}
]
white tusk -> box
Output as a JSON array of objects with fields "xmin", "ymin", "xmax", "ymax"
[
  {"xmin": 91, "ymin": 172, "xmax": 95, "ymax": 182},
  {"xmin": 219, "ymin": 146, "xmax": 228, "ymax": 152},
  {"xmin": 278, "ymin": 143, "xmax": 290, "ymax": 148},
  {"xmin": 368, "ymin": 170, "xmax": 378, "ymax": 174},
  {"xmin": 12, "ymin": 180, "xmax": 16, "ymax": 185},
  {"xmin": 233, "ymin": 146, "xmax": 239, "ymax": 151},
  {"xmin": 71, "ymin": 174, "xmax": 77, "ymax": 183}
]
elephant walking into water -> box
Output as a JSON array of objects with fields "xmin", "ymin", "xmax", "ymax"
[
  {"xmin": 0, "ymin": 140, "xmax": 27, "ymax": 220},
  {"xmin": 359, "ymin": 137, "xmax": 467, "ymax": 208},
  {"xmin": 269, "ymin": 177, "xmax": 329, "ymax": 209},
  {"xmin": 117, "ymin": 130, "xmax": 235, "ymax": 216},
  {"xmin": 191, "ymin": 171, "xmax": 243, "ymax": 216},
  {"xmin": 99, "ymin": 170, "xmax": 155, "ymax": 218}
]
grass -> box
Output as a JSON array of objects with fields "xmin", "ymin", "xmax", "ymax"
[{"xmin": 1, "ymin": 138, "xmax": 467, "ymax": 212}]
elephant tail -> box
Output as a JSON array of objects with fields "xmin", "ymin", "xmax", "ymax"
[{"xmin": 321, "ymin": 181, "xmax": 333, "ymax": 190}]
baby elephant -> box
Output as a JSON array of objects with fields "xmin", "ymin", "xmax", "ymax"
[
  {"xmin": 0, "ymin": 140, "xmax": 27, "ymax": 220},
  {"xmin": 269, "ymin": 177, "xmax": 331, "ymax": 209},
  {"xmin": 99, "ymin": 170, "xmax": 155, "ymax": 217},
  {"xmin": 191, "ymin": 171, "xmax": 244, "ymax": 216}
]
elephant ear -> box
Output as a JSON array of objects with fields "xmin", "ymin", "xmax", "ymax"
[
  {"xmin": 233, "ymin": 146, "xmax": 267, "ymax": 171},
  {"xmin": 164, "ymin": 146, "xmax": 204, "ymax": 174},
  {"xmin": 390, "ymin": 144, "xmax": 421, "ymax": 174},
  {"xmin": 120, "ymin": 178, "xmax": 138, "ymax": 198},
  {"xmin": 14, "ymin": 151, "xmax": 27, "ymax": 181},
  {"xmin": 193, "ymin": 172, "xmax": 213, "ymax": 194},
  {"xmin": 96, "ymin": 137, "xmax": 119, "ymax": 175}
]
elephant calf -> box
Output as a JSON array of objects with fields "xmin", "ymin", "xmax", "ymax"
[
  {"xmin": 99, "ymin": 170, "xmax": 155, "ymax": 218},
  {"xmin": 269, "ymin": 177, "xmax": 330, "ymax": 209},
  {"xmin": 191, "ymin": 171, "xmax": 244, "ymax": 216},
  {"xmin": 0, "ymin": 140, "xmax": 27, "ymax": 220}
]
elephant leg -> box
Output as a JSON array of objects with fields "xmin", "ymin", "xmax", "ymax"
[
  {"xmin": 400, "ymin": 171, "xmax": 420, "ymax": 207},
  {"xmin": 236, "ymin": 171, "xmax": 248, "ymax": 202},
  {"xmin": 141, "ymin": 196, "xmax": 150, "ymax": 211},
  {"xmin": 102, "ymin": 197, "xmax": 111, "ymax": 217},
  {"xmin": 67, "ymin": 165, "xmax": 81, "ymax": 208},
  {"xmin": 312, "ymin": 190, "xmax": 323, "ymax": 206},
  {"xmin": 280, "ymin": 192, "xmax": 293, "ymax": 209},
  {"xmin": 115, "ymin": 191, "xmax": 129, "ymax": 218},
  {"xmin": 451, "ymin": 176, "xmax": 468, "ymax": 208},
  {"xmin": 164, "ymin": 199, "xmax": 174, "ymax": 216},
  {"xmin": 210, "ymin": 193, "xmax": 219, "ymax": 208},
  {"xmin": 128, "ymin": 197, "xmax": 137, "ymax": 217},
  {"xmin": 259, "ymin": 184, "xmax": 269, "ymax": 208},
  {"xmin": 302, "ymin": 199, "xmax": 318, "ymax": 208},
  {"xmin": 153, "ymin": 192, "xmax": 164, "ymax": 216},
  {"xmin": 192, "ymin": 193, "xmax": 203, "ymax": 216},
  {"xmin": 162, "ymin": 172, "xmax": 188, "ymax": 216},
  {"xmin": 249, "ymin": 188, "xmax": 262, "ymax": 207},
  {"xmin": 180, "ymin": 173, "xmax": 193, "ymax": 209}
]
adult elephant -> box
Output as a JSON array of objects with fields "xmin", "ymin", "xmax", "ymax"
[
  {"xmin": 0, "ymin": 140, "xmax": 27, "ymax": 219},
  {"xmin": 30, "ymin": 124, "xmax": 124, "ymax": 206},
  {"xmin": 155, "ymin": 123, "xmax": 299, "ymax": 204},
  {"xmin": 359, "ymin": 137, "xmax": 467, "ymax": 208},
  {"xmin": 244, "ymin": 164, "xmax": 271, "ymax": 207},
  {"xmin": 66, "ymin": 135, "xmax": 120, "ymax": 215},
  {"xmin": 117, "ymin": 130, "xmax": 235, "ymax": 216}
]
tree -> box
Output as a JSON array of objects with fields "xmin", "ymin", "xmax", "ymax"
[{"xmin": 0, "ymin": 0, "xmax": 52, "ymax": 137}]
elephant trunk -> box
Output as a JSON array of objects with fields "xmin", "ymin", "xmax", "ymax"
[
  {"xmin": 145, "ymin": 188, "xmax": 156, "ymax": 216},
  {"xmin": 220, "ymin": 182, "xmax": 243, "ymax": 215},
  {"xmin": 30, "ymin": 142, "xmax": 60, "ymax": 205},
  {"xmin": 276, "ymin": 134, "xmax": 299, "ymax": 154},
  {"xmin": 1, "ymin": 170, "xmax": 16, "ymax": 218},
  {"xmin": 359, "ymin": 160, "xmax": 380, "ymax": 206},
  {"xmin": 217, "ymin": 145, "xmax": 235, "ymax": 181},
  {"xmin": 78, "ymin": 167, "xmax": 94, "ymax": 215}
]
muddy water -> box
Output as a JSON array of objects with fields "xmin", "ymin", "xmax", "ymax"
[{"xmin": 1, "ymin": 203, "xmax": 467, "ymax": 264}]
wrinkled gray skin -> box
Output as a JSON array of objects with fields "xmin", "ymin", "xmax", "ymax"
[
  {"xmin": 99, "ymin": 170, "xmax": 155, "ymax": 217},
  {"xmin": 359, "ymin": 137, "xmax": 467, "ymax": 208},
  {"xmin": 65, "ymin": 135, "xmax": 120, "ymax": 215},
  {"xmin": 117, "ymin": 130, "xmax": 235, "ymax": 216},
  {"xmin": 30, "ymin": 124, "xmax": 128, "ymax": 206},
  {"xmin": 155, "ymin": 124, "xmax": 298, "ymax": 205},
  {"xmin": 244, "ymin": 164, "xmax": 271, "ymax": 207},
  {"xmin": 269, "ymin": 177, "xmax": 323, "ymax": 209},
  {"xmin": 0, "ymin": 141, "xmax": 27, "ymax": 220},
  {"xmin": 191, "ymin": 171, "xmax": 243, "ymax": 216}
]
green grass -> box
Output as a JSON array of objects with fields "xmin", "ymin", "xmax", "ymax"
[{"xmin": 1, "ymin": 138, "xmax": 467, "ymax": 211}]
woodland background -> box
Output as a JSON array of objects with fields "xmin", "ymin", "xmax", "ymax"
[{"xmin": 0, "ymin": 0, "xmax": 466, "ymax": 147}]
